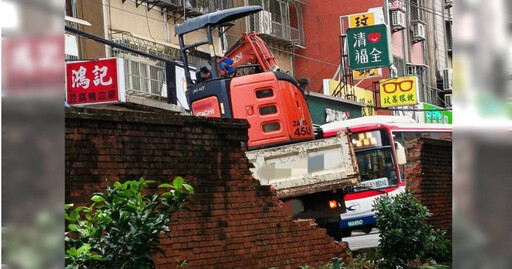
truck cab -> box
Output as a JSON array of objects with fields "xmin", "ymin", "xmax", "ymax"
[{"xmin": 176, "ymin": 6, "xmax": 314, "ymax": 149}]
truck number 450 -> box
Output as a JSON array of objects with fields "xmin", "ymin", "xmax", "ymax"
[{"xmin": 294, "ymin": 126, "xmax": 311, "ymax": 136}]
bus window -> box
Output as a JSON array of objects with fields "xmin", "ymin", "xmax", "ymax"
[{"xmin": 355, "ymin": 148, "xmax": 398, "ymax": 188}]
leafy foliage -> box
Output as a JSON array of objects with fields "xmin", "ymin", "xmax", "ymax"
[
  {"xmin": 373, "ymin": 190, "xmax": 450, "ymax": 269},
  {"xmin": 65, "ymin": 177, "xmax": 194, "ymax": 269}
]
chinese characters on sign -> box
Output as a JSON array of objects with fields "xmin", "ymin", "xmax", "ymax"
[
  {"xmin": 423, "ymin": 103, "xmax": 452, "ymax": 124},
  {"xmin": 66, "ymin": 58, "xmax": 125, "ymax": 105},
  {"xmin": 347, "ymin": 12, "xmax": 382, "ymax": 80},
  {"xmin": 348, "ymin": 12, "xmax": 375, "ymax": 28},
  {"xmin": 325, "ymin": 108, "xmax": 350, "ymax": 123},
  {"xmin": 346, "ymin": 24, "xmax": 392, "ymax": 70},
  {"xmin": 2, "ymin": 35, "xmax": 64, "ymax": 92},
  {"xmin": 379, "ymin": 76, "xmax": 418, "ymax": 107}
]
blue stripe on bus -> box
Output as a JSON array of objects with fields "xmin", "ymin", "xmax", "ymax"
[{"xmin": 340, "ymin": 215, "xmax": 376, "ymax": 229}]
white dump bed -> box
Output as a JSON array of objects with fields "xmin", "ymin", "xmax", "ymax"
[{"xmin": 246, "ymin": 132, "xmax": 359, "ymax": 199}]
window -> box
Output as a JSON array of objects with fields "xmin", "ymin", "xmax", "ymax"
[
  {"xmin": 256, "ymin": 88, "xmax": 274, "ymax": 98},
  {"xmin": 123, "ymin": 57, "xmax": 165, "ymax": 95},
  {"xmin": 393, "ymin": 56, "xmax": 406, "ymax": 77},
  {"xmin": 355, "ymin": 148, "xmax": 398, "ymax": 187},
  {"xmin": 445, "ymin": 20, "xmax": 453, "ymax": 52},
  {"xmin": 262, "ymin": 122, "xmax": 280, "ymax": 132},
  {"xmin": 269, "ymin": 1, "xmax": 282, "ymax": 23},
  {"xmin": 65, "ymin": 0, "xmax": 76, "ymax": 17},
  {"xmin": 409, "ymin": 0, "xmax": 425, "ymax": 22},
  {"xmin": 259, "ymin": 105, "xmax": 278, "ymax": 115}
]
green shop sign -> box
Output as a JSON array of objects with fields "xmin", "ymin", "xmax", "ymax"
[
  {"xmin": 346, "ymin": 24, "xmax": 392, "ymax": 70},
  {"xmin": 423, "ymin": 103, "xmax": 452, "ymax": 124}
]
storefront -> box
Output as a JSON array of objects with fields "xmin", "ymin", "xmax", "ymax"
[
  {"xmin": 416, "ymin": 103, "xmax": 452, "ymax": 124},
  {"xmin": 304, "ymin": 91, "xmax": 365, "ymax": 125}
]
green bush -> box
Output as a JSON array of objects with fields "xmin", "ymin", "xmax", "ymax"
[
  {"xmin": 373, "ymin": 190, "xmax": 450, "ymax": 269},
  {"xmin": 65, "ymin": 177, "xmax": 194, "ymax": 269}
]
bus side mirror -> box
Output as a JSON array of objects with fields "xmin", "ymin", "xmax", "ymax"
[{"xmin": 395, "ymin": 142, "xmax": 407, "ymax": 165}]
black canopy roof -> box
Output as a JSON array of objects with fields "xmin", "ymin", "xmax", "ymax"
[{"xmin": 175, "ymin": 5, "xmax": 262, "ymax": 36}]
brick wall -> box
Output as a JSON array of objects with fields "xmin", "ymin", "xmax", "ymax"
[
  {"xmin": 65, "ymin": 107, "xmax": 346, "ymax": 268},
  {"xmin": 405, "ymin": 138, "xmax": 452, "ymax": 233}
]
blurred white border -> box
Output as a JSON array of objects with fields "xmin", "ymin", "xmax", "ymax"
[{"xmin": 0, "ymin": 1, "xmax": 19, "ymax": 29}]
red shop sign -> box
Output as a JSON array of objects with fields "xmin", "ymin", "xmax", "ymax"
[{"xmin": 66, "ymin": 58, "xmax": 125, "ymax": 105}]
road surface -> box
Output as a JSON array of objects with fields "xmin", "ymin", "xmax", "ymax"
[{"xmin": 342, "ymin": 228, "xmax": 380, "ymax": 251}]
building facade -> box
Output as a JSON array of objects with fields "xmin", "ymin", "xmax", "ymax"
[
  {"xmin": 294, "ymin": 0, "xmax": 453, "ymax": 117},
  {"xmin": 65, "ymin": 0, "xmax": 306, "ymax": 109}
]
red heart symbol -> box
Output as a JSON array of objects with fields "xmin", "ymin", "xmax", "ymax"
[{"xmin": 368, "ymin": 32, "xmax": 381, "ymax": 43}]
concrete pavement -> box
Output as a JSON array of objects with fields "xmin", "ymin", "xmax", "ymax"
[{"xmin": 342, "ymin": 228, "xmax": 380, "ymax": 251}]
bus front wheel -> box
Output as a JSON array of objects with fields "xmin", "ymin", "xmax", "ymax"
[
  {"xmin": 341, "ymin": 229, "xmax": 352, "ymax": 238},
  {"xmin": 362, "ymin": 227, "xmax": 372, "ymax": 234}
]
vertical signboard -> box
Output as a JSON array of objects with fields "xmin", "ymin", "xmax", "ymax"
[
  {"xmin": 66, "ymin": 58, "xmax": 125, "ymax": 105},
  {"xmin": 346, "ymin": 24, "xmax": 392, "ymax": 70},
  {"xmin": 379, "ymin": 76, "xmax": 418, "ymax": 107},
  {"xmin": 347, "ymin": 12, "xmax": 382, "ymax": 80}
]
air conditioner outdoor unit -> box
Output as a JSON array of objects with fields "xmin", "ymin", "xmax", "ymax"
[
  {"xmin": 444, "ymin": 94, "xmax": 452, "ymax": 107},
  {"xmin": 391, "ymin": 10, "xmax": 406, "ymax": 32},
  {"xmin": 407, "ymin": 64, "xmax": 422, "ymax": 76},
  {"xmin": 411, "ymin": 22, "xmax": 426, "ymax": 43},
  {"xmin": 256, "ymin": 10, "xmax": 272, "ymax": 34},
  {"xmin": 443, "ymin": 68, "xmax": 453, "ymax": 90}
]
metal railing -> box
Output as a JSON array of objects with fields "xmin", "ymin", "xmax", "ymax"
[
  {"xmin": 110, "ymin": 30, "xmax": 210, "ymax": 67},
  {"xmin": 109, "ymin": 30, "xmax": 210, "ymax": 99},
  {"xmin": 142, "ymin": 0, "xmax": 234, "ymax": 16},
  {"xmin": 247, "ymin": 0, "xmax": 305, "ymax": 47}
]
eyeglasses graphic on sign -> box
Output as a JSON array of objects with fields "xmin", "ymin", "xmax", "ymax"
[
  {"xmin": 379, "ymin": 76, "xmax": 418, "ymax": 108},
  {"xmin": 381, "ymin": 79, "xmax": 414, "ymax": 94}
]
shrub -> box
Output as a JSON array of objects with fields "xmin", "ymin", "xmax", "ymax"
[
  {"xmin": 373, "ymin": 190, "xmax": 450, "ymax": 269},
  {"xmin": 65, "ymin": 177, "xmax": 194, "ymax": 269}
]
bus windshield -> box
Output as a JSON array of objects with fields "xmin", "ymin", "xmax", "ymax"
[
  {"xmin": 351, "ymin": 130, "xmax": 398, "ymax": 189},
  {"xmin": 355, "ymin": 148, "xmax": 398, "ymax": 189}
]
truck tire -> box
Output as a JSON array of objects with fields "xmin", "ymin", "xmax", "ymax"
[
  {"xmin": 341, "ymin": 229, "xmax": 352, "ymax": 238},
  {"xmin": 362, "ymin": 227, "xmax": 372, "ymax": 234},
  {"xmin": 325, "ymin": 222, "xmax": 342, "ymax": 241}
]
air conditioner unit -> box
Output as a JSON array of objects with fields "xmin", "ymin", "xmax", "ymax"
[
  {"xmin": 391, "ymin": 10, "xmax": 406, "ymax": 32},
  {"xmin": 407, "ymin": 64, "xmax": 422, "ymax": 76},
  {"xmin": 256, "ymin": 11, "xmax": 272, "ymax": 34},
  {"xmin": 443, "ymin": 68, "xmax": 453, "ymax": 90},
  {"xmin": 411, "ymin": 22, "xmax": 426, "ymax": 43},
  {"xmin": 444, "ymin": 94, "xmax": 452, "ymax": 107},
  {"xmin": 445, "ymin": 0, "xmax": 453, "ymax": 9}
]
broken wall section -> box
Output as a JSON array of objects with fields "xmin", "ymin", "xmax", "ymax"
[{"xmin": 65, "ymin": 107, "xmax": 346, "ymax": 268}]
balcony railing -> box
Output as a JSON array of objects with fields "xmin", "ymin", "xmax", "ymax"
[
  {"xmin": 247, "ymin": 0, "xmax": 305, "ymax": 47},
  {"xmin": 110, "ymin": 30, "xmax": 210, "ymax": 99},
  {"xmin": 124, "ymin": 0, "xmax": 233, "ymax": 18},
  {"xmin": 110, "ymin": 30, "xmax": 210, "ymax": 67}
]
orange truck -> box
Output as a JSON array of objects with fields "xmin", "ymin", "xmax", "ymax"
[{"xmin": 175, "ymin": 6, "xmax": 359, "ymax": 240}]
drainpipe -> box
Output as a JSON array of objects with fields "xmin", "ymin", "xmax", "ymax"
[{"xmin": 103, "ymin": 0, "xmax": 111, "ymax": 57}]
